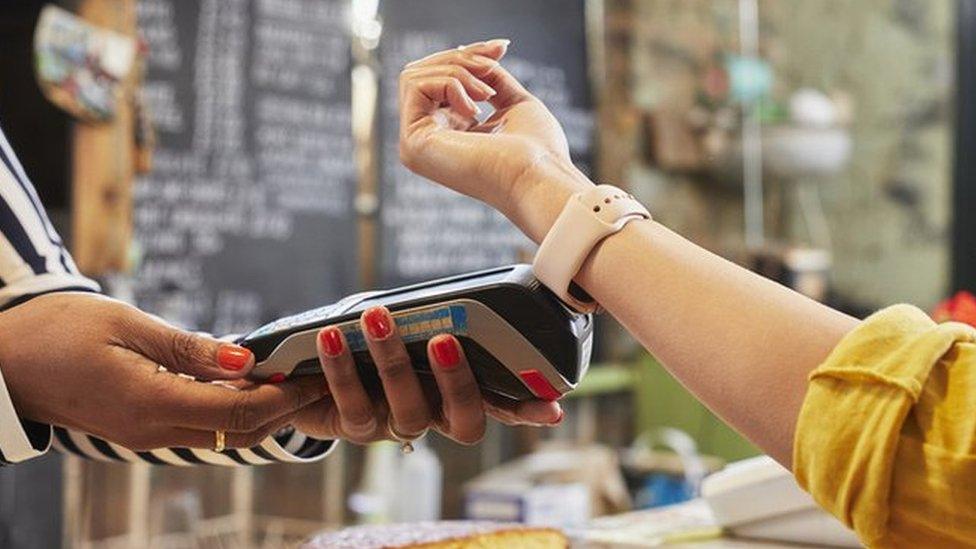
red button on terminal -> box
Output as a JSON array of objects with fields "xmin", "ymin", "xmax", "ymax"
[{"xmin": 518, "ymin": 369, "xmax": 562, "ymax": 401}]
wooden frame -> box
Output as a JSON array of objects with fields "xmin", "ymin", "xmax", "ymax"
[{"xmin": 70, "ymin": 0, "xmax": 136, "ymax": 276}]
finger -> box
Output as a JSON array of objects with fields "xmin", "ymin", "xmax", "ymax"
[
  {"xmin": 401, "ymin": 65, "xmax": 496, "ymax": 103},
  {"xmin": 316, "ymin": 326, "xmax": 378, "ymax": 439},
  {"xmin": 458, "ymin": 38, "xmax": 510, "ymax": 59},
  {"xmin": 427, "ymin": 335, "xmax": 485, "ymax": 445},
  {"xmin": 405, "ymin": 53, "xmax": 501, "ymax": 82},
  {"xmin": 296, "ymin": 396, "xmax": 391, "ymax": 445},
  {"xmin": 146, "ymin": 370, "xmax": 328, "ymax": 432},
  {"xmin": 477, "ymin": 63, "xmax": 532, "ymax": 110},
  {"xmin": 402, "ymin": 75, "xmax": 481, "ymax": 123},
  {"xmin": 401, "ymin": 64, "xmax": 531, "ymax": 126},
  {"xmin": 117, "ymin": 307, "xmax": 255, "ymax": 380},
  {"xmin": 126, "ymin": 412, "xmax": 301, "ymax": 452},
  {"xmin": 405, "ymin": 39, "xmax": 508, "ymax": 70},
  {"xmin": 288, "ymin": 397, "xmax": 343, "ymax": 440},
  {"xmin": 361, "ymin": 306, "xmax": 431, "ymax": 437},
  {"xmin": 483, "ymin": 392, "xmax": 564, "ymax": 426}
]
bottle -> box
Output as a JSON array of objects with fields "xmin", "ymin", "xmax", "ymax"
[
  {"xmin": 349, "ymin": 442, "xmax": 400, "ymax": 524},
  {"xmin": 393, "ymin": 438, "xmax": 443, "ymax": 522}
]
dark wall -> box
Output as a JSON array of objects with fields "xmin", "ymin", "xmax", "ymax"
[
  {"xmin": 0, "ymin": 2, "xmax": 71, "ymax": 213},
  {"xmin": 955, "ymin": 0, "xmax": 976, "ymax": 291}
]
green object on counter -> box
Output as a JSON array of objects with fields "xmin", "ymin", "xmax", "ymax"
[
  {"xmin": 634, "ymin": 355, "xmax": 760, "ymax": 462},
  {"xmin": 757, "ymin": 98, "xmax": 789, "ymax": 124},
  {"xmin": 566, "ymin": 364, "xmax": 637, "ymax": 398}
]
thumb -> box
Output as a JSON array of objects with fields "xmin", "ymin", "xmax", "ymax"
[{"xmin": 122, "ymin": 312, "xmax": 255, "ymax": 380}]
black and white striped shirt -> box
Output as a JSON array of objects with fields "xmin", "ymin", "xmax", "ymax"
[{"xmin": 0, "ymin": 124, "xmax": 333, "ymax": 466}]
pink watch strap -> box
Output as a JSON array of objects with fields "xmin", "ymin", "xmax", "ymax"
[{"xmin": 532, "ymin": 185, "xmax": 651, "ymax": 313}]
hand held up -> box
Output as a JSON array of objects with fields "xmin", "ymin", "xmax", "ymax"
[{"xmin": 398, "ymin": 39, "xmax": 591, "ymax": 236}]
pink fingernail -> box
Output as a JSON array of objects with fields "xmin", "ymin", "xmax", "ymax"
[
  {"xmin": 551, "ymin": 408, "xmax": 565, "ymax": 425},
  {"xmin": 477, "ymin": 81, "xmax": 497, "ymax": 97}
]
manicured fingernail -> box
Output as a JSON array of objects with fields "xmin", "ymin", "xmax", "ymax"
[
  {"xmin": 489, "ymin": 38, "xmax": 511, "ymax": 50},
  {"xmin": 364, "ymin": 307, "xmax": 392, "ymax": 340},
  {"xmin": 551, "ymin": 407, "xmax": 565, "ymax": 425},
  {"xmin": 217, "ymin": 344, "xmax": 252, "ymax": 371},
  {"xmin": 319, "ymin": 327, "xmax": 344, "ymax": 357},
  {"xmin": 432, "ymin": 336, "xmax": 461, "ymax": 369},
  {"xmin": 478, "ymin": 82, "xmax": 497, "ymax": 97},
  {"xmin": 267, "ymin": 373, "xmax": 286, "ymax": 384}
]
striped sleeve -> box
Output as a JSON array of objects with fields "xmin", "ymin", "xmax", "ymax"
[
  {"xmin": 0, "ymin": 124, "xmax": 334, "ymax": 466},
  {"xmin": 0, "ymin": 124, "xmax": 100, "ymax": 465},
  {"xmin": 0, "ymin": 127, "xmax": 100, "ymax": 305},
  {"xmin": 52, "ymin": 427, "xmax": 336, "ymax": 466}
]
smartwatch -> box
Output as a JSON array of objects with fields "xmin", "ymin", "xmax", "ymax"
[{"xmin": 532, "ymin": 185, "xmax": 650, "ymax": 313}]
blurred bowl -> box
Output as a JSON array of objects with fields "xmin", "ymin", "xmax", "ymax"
[{"xmin": 762, "ymin": 126, "xmax": 852, "ymax": 178}]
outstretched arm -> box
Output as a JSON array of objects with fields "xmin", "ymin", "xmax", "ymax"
[
  {"xmin": 397, "ymin": 40, "xmax": 859, "ymax": 466},
  {"xmin": 519, "ymin": 165, "xmax": 858, "ymax": 465}
]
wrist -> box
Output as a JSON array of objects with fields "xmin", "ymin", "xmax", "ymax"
[{"xmin": 506, "ymin": 156, "xmax": 593, "ymax": 243}]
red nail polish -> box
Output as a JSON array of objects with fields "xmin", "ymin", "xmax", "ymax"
[
  {"xmin": 319, "ymin": 327, "xmax": 344, "ymax": 357},
  {"xmin": 267, "ymin": 373, "xmax": 286, "ymax": 384},
  {"xmin": 363, "ymin": 308, "xmax": 392, "ymax": 340},
  {"xmin": 217, "ymin": 344, "xmax": 252, "ymax": 371},
  {"xmin": 432, "ymin": 337, "xmax": 461, "ymax": 369}
]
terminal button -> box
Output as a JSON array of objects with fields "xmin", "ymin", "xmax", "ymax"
[{"xmin": 518, "ymin": 369, "xmax": 562, "ymax": 401}]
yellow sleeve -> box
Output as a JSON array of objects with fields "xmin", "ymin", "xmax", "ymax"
[{"xmin": 793, "ymin": 304, "xmax": 976, "ymax": 547}]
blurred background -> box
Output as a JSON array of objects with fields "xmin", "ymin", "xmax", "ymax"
[{"xmin": 0, "ymin": 0, "xmax": 971, "ymax": 547}]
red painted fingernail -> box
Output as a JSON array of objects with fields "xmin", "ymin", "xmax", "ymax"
[
  {"xmin": 431, "ymin": 336, "xmax": 461, "ymax": 369},
  {"xmin": 364, "ymin": 307, "xmax": 392, "ymax": 340},
  {"xmin": 319, "ymin": 327, "xmax": 344, "ymax": 357},
  {"xmin": 217, "ymin": 344, "xmax": 252, "ymax": 371},
  {"xmin": 267, "ymin": 373, "xmax": 286, "ymax": 384}
]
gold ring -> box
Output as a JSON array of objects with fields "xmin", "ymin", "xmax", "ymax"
[
  {"xmin": 214, "ymin": 430, "xmax": 226, "ymax": 453},
  {"xmin": 386, "ymin": 416, "xmax": 427, "ymax": 454}
]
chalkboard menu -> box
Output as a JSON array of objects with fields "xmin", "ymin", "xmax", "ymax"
[
  {"xmin": 377, "ymin": 0, "xmax": 593, "ymax": 286},
  {"xmin": 134, "ymin": 0, "xmax": 356, "ymax": 334}
]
